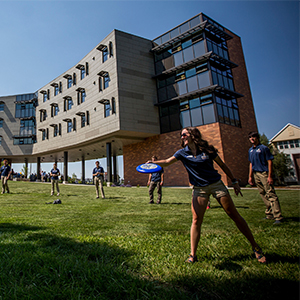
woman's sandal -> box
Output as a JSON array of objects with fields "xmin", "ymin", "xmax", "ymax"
[
  {"xmin": 185, "ymin": 254, "xmax": 198, "ymax": 263},
  {"xmin": 253, "ymin": 246, "xmax": 267, "ymax": 264}
]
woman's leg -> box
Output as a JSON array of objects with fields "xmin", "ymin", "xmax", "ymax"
[
  {"xmin": 190, "ymin": 195, "xmax": 209, "ymax": 258},
  {"xmin": 217, "ymin": 194, "xmax": 266, "ymax": 263}
]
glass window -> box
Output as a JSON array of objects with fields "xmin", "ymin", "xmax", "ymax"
[
  {"xmin": 67, "ymin": 121, "xmax": 72, "ymax": 133},
  {"xmin": 68, "ymin": 99, "xmax": 73, "ymax": 110},
  {"xmin": 103, "ymin": 47, "xmax": 108, "ymax": 62},
  {"xmin": 174, "ymin": 51, "xmax": 183, "ymax": 67},
  {"xmin": 182, "ymin": 39, "xmax": 192, "ymax": 50},
  {"xmin": 81, "ymin": 91, "xmax": 86, "ymax": 103},
  {"xmin": 43, "ymin": 93, "xmax": 47, "ymax": 102},
  {"xmin": 179, "ymin": 22, "xmax": 189, "ymax": 34},
  {"xmin": 190, "ymin": 107, "xmax": 203, "ymax": 126},
  {"xmin": 202, "ymin": 104, "xmax": 216, "ymax": 124},
  {"xmin": 180, "ymin": 110, "xmax": 191, "ymax": 128},
  {"xmin": 54, "ymin": 86, "xmax": 59, "ymax": 96},
  {"xmin": 189, "ymin": 98, "xmax": 200, "ymax": 109},
  {"xmin": 54, "ymin": 125, "xmax": 58, "ymax": 137},
  {"xmin": 198, "ymin": 71, "xmax": 211, "ymax": 88},
  {"xmin": 105, "ymin": 103, "xmax": 110, "ymax": 118},
  {"xmin": 186, "ymin": 76, "xmax": 198, "ymax": 92},
  {"xmin": 73, "ymin": 118, "xmax": 76, "ymax": 131},
  {"xmin": 0, "ymin": 136, "xmax": 2, "ymax": 146},
  {"xmin": 104, "ymin": 75, "xmax": 110, "ymax": 89},
  {"xmin": 0, "ymin": 119, "xmax": 3, "ymax": 128},
  {"xmin": 161, "ymin": 33, "xmax": 170, "ymax": 43},
  {"xmin": 68, "ymin": 77, "xmax": 72, "ymax": 88},
  {"xmin": 177, "ymin": 80, "xmax": 187, "ymax": 95},
  {"xmin": 183, "ymin": 46, "xmax": 194, "ymax": 62},
  {"xmin": 81, "ymin": 115, "xmax": 86, "ymax": 128},
  {"xmin": 81, "ymin": 68, "xmax": 85, "ymax": 80},
  {"xmin": 170, "ymin": 28, "xmax": 179, "ymax": 39}
]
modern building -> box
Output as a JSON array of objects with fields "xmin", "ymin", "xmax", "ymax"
[
  {"xmin": 0, "ymin": 13, "xmax": 258, "ymax": 186},
  {"xmin": 270, "ymin": 123, "xmax": 300, "ymax": 184}
]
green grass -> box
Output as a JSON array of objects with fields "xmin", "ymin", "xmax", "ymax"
[{"xmin": 0, "ymin": 181, "xmax": 299, "ymax": 300}]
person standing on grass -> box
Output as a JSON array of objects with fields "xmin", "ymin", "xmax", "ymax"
[
  {"xmin": 50, "ymin": 163, "xmax": 60, "ymax": 196},
  {"xmin": 147, "ymin": 155, "xmax": 164, "ymax": 204},
  {"xmin": 0, "ymin": 159, "xmax": 12, "ymax": 194},
  {"xmin": 248, "ymin": 132, "xmax": 284, "ymax": 225},
  {"xmin": 93, "ymin": 161, "xmax": 105, "ymax": 199},
  {"xmin": 148, "ymin": 126, "xmax": 266, "ymax": 264}
]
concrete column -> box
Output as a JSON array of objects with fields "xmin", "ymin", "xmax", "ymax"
[
  {"xmin": 81, "ymin": 156, "xmax": 85, "ymax": 184},
  {"xmin": 37, "ymin": 157, "xmax": 41, "ymax": 181},
  {"xmin": 113, "ymin": 155, "xmax": 117, "ymax": 184},
  {"xmin": 106, "ymin": 142, "xmax": 112, "ymax": 186},
  {"xmin": 63, "ymin": 151, "xmax": 68, "ymax": 184}
]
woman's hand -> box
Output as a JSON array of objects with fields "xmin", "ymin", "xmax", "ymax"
[{"xmin": 233, "ymin": 182, "xmax": 243, "ymax": 197}]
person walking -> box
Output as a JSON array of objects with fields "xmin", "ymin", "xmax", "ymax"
[
  {"xmin": 147, "ymin": 156, "xmax": 164, "ymax": 204},
  {"xmin": 93, "ymin": 161, "xmax": 105, "ymax": 199},
  {"xmin": 50, "ymin": 163, "xmax": 60, "ymax": 196},
  {"xmin": 0, "ymin": 159, "xmax": 12, "ymax": 194},
  {"xmin": 148, "ymin": 126, "xmax": 266, "ymax": 264},
  {"xmin": 248, "ymin": 132, "xmax": 283, "ymax": 224}
]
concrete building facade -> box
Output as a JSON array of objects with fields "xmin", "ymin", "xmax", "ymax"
[{"xmin": 0, "ymin": 13, "xmax": 258, "ymax": 186}]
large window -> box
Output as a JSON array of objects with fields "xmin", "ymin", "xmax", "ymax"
[
  {"xmin": 81, "ymin": 114, "xmax": 86, "ymax": 128},
  {"xmin": 20, "ymin": 119, "xmax": 36, "ymax": 136},
  {"xmin": 157, "ymin": 62, "xmax": 210, "ymax": 103},
  {"xmin": 159, "ymin": 93, "xmax": 240, "ymax": 134},
  {"xmin": 15, "ymin": 102, "xmax": 35, "ymax": 118},
  {"xmin": 104, "ymin": 74, "xmax": 110, "ymax": 89},
  {"xmin": 81, "ymin": 68, "xmax": 85, "ymax": 80}
]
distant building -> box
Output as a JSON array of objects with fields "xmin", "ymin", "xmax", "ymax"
[
  {"xmin": 270, "ymin": 123, "xmax": 300, "ymax": 184},
  {"xmin": 0, "ymin": 12, "xmax": 258, "ymax": 186}
]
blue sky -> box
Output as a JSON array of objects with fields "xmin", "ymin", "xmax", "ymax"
[{"xmin": 0, "ymin": 0, "xmax": 299, "ymax": 178}]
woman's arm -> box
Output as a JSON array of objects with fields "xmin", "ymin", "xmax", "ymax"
[
  {"xmin": 148, "ymin": 156, "xmax": 178, "ymax": 168},
  {"xmin": 213, "ymin": 155, "xmax": 242, "ymax": 196}
]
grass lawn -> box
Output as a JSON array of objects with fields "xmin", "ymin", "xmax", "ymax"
[{"xmin": 0, "ymin": 181, "xmax": 299, "ymax": 300}]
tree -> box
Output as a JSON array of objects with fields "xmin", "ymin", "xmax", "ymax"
[
  {"xmin": 21, "ymin": 163, "xmax": 28, "ymax": 178},
  {"xmin": 259, "ymin": 133, "xmax": 291, "ymax": 185}
]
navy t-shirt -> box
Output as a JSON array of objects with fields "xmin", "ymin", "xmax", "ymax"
[
  {"xmin": 0, "ymin": 165, "xmax": 11, "ymax": 177},
  {"xmin": 150, "ymin": 168, "xmax": 164, "ymax": 182},
  {"xmin": 248, "ymin": 144, "xmax": 273, "ymax": 172},
  {"xmin": 173, "ymin": 146, "xmax": 221, "ymax": 187},
  {"xmin": 50, "ymin": 168, "xmax": 60, "ymax": 180},
  {"xmin": 93, "ymin": 167, "xmax": 104, "ymax": 178}
]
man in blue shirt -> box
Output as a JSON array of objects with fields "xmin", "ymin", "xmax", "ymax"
[
  {"xmin": 93, "ymin": 161, "xmax": 105, "ymax": 199},
  {"xmin": 50, "ymin": 163, "xmax": 60, "ymax": 196},
  {"xmin": 147, "ymin": 156, "xmax": 164, "ymax": 204},
  {"xmin": 248, "ymin": 132, "xmax": 283, "ymax": 224},
  {"xmin": 0, "ymin": 159, "xmax": 12, "ymax": 194}
]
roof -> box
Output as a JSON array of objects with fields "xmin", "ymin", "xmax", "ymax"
[{"xmin": 269, "ymin": 123, "xmax": 300, "ymax": 143}]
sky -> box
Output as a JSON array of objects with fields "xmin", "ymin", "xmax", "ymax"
[{"xmin": 0, "ymin": 0, "xmax": 299, "ymax": 178}]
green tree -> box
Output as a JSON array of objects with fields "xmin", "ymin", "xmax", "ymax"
[
  {"xmin": 21, "ymin": 163, "xmax": 28, "ymax": 178},
  {"xmin": 259, "ymin": 133, "xmax": 291, "ymax": 185}
]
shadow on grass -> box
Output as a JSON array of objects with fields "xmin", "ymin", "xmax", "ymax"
[
  {"xmin": 0, "ymin": 224, "xmax": 298, "ymax": 300},
  {"xmin": 0, "ymin": 223, "xmax": 44, "ymax": 232}
]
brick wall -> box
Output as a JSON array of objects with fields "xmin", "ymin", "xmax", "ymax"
[{"xmin": 123, "ymin": 123, "xmax": 231, "ymax": 186}]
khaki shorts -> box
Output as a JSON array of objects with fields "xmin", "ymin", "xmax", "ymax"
[{"xmin": 192, "ymin": 180, "xmax": 229, "ymax": 199}]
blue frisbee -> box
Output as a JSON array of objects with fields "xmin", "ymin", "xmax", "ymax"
[{"xmin": 136, "ymin": 163, "xmax": 162, "ymax": 174}]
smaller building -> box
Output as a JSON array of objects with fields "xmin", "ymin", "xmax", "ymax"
[{"xmin": 270, "ymin": 123, "xmax": 300, "ymax": 184}]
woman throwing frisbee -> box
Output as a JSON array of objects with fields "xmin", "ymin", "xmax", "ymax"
[{"xmin": 148, "ymin": 127, "xmax": 266, "ymax": 264}]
